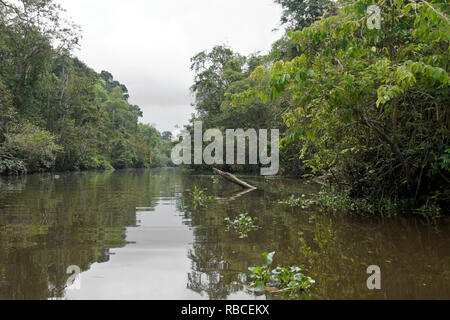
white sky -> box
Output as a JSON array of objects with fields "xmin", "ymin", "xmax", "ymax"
[{"xmin": 58, "ymin": 0, "xmax": 284, "ymax": 133}]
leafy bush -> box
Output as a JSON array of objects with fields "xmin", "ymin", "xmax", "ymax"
[
  {"xmin": 80, "ymin": 155, "xmax": 114, "ymax": 170},
  {"xmin": 416, "ymin": 203, "xmax": 442, "ymax": 221},
  {"xmin": 236, "ymin": 0, "xmax": 450, "ymax": 212},
  {"xmin": 4, "ymin": 123, "xmax": 62, "ymax": 172},
  {"xmin": 0, "ymin": 158, "xmax": 27, "ymax": 175}
]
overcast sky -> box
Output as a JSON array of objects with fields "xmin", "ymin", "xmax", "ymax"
[{"xmin": 58, "ymin": 0, "xmax": 284, "ymax": 133}]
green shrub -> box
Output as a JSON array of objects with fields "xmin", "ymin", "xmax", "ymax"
[
  {"xmin": 4, "ymin": 123, "xmax": 62, "ymax": 172},
  {"xmin": 0, "ymin": 158, "xmax": 27, "ymax": 175},
  {"xmin": 81, "ymin": 155, "xmax": 114, "ymax": 170}
]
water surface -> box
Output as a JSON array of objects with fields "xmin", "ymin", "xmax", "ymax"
[{"xmin": 0, "ymin": 169, "xmax": 449, "ymax": 300}]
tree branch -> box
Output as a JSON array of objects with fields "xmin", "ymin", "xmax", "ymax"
[{"xmin": 421, "ymin": 0, "xmax": 450, "ymax": 24}]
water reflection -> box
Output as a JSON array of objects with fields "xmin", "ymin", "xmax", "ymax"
[{"xmin": 0, "ymin": 169, "xmax": 449, "ymax": 300}]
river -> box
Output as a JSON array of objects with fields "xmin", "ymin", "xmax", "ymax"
[{"xmin": 0, "ymin": 168, "xmax": 449, "ymax": 299}]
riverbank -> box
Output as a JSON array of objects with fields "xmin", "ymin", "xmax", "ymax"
[{"xmin": 182, "ymin": 167, "xmax": 448, "ymax": 220}]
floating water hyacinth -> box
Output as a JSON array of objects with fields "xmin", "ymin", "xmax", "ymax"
[
  {"xmin": 248, "ymin": 252, "xmax": 315, "ymax": 296},
  {"xmin": 224, "ymin": 213, "xmax": 260, "ymax": 238},
  {"xmin": 192, "ymin": 186, "xmax": 216, "ymax": 207}
]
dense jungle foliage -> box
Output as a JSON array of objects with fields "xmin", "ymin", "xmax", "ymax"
[
  {"xmin": 187, "ymin": 0, "xmax": 449, "ymax": 214},
  {"xmin": 0, "ymin": 0, "xmax": 172, "ymax": 175},
  {"xmin": 0, "ymin": 0, "xmax": 448, "ymax": 215}
]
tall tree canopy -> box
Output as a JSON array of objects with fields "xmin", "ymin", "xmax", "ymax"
[
  {"xmin": 0, "ymin": 0, "xmax": 172, "ymax": 175},
  {"xmin": 274, "ymin": 0, "xmax": 335, "ymax": 29},
  {"xmin": 188, "ymin": 0, "xmax": 449, "ymax": 214}
]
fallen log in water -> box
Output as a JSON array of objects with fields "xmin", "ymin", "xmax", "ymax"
[{"xmin": 213, "ymin": 168, "xmax": 257, "ymax": 190}]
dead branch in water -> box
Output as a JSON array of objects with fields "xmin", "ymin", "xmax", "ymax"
[{"xmin": 213, "ymin": 168, "xmax": 257, "ymax": 190}]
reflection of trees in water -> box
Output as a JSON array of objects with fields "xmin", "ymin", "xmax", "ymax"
[
  {"xmin": 178, "ymin": 174, "xmax": 267, "ymax": 299},
  {"xmin": 0, "ymin": 168, "xmax": 180, "ymax": 300},
  {"xmin": 265, "ymin": 212, "xmax": 450, "ymax": 300},
  {"xmin": 186, "ymin": 229, "xmax": 245, "ymax": 300}
]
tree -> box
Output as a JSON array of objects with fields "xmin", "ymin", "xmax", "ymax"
[
  {"xmin": 191, "ymin": 45, "xmax": 246, "ymax": 118},
  {"xmin": 162, "ymin": 131, "xmax": 173, "ymax": 142},
  {"xmin": 274, "ymin": 0, "xmax": 335, "ymax": 30},
  {"xmin": 238, "ymin": 0, "xmax": 449, "ymax": 209},
  {"xmin": 4, "ymin": 122, "xmax": 61, "ymax": 171},
  {"xmin": 101, "ymin": 70, "xmax": 130, "ymax": 101},
  {"xmin": 0, "ymin": 1, "xmax": 168, "ymax": 174},
  {"xmin": 0, "ymin": 0, "xmax": 80, "ymax": 110}
]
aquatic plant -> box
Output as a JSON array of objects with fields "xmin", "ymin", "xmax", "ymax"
[
  {"xmin": 224, "ymin": 213, "xmax": 260, "ymax": 238},
  {"xmin": 312, "ymin": 191, "xmax": 376, "ymax": 214},
  {"xmin": 248, "ymin": 251, "xmax": 274, "ymax": 290},
  {"xmin": 280, "ymin": 191, "xmax": 374, "ymax": 213},
  {"xmin": 272, "ymin": 266, "xmax": 315, "ymax": 291},
  {"xmin": 311, "ymin": 191, "xmax": 443, "ymax": 221},
  {"xmin": 211, "ymin": 175, "xmax": 220, "ymax": 184},
  {"xmin": 416, "ymin": 203, "xmax": 442, "ymax": 222},
  {"xmin": 280, "ymin": 190, "xmax": 443, "ymax": 221},
  {"xmin": 192, "ymin": 186, "xmax": 216, "ymax": 207},
  {"xmin": 279, "ymin": 194, "xmax": 308, "ymax": 208},
  {"xmin": 248, "ymin": 252, "xmax": 315, "ymax": 294}
]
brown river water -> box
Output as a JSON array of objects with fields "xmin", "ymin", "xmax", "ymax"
[{"xmin": 0, "ymin": 168, "xmax": 449, "ymax": 300}]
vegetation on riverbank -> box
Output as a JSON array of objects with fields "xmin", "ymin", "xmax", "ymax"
[
  {"xmin": 0, "ymin": 1, "xmax": 173, "ymax": 176},
  {"xmin": 185, "ymin": 0, "xmax": 449, "ymax": 215},
  {"xmin": 280, "ymin": 190, "xmax": 443, "ymax": 221},
  {"xmin": 1, "ymin": 0, "xmax": 448, "ymax": 215}
]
